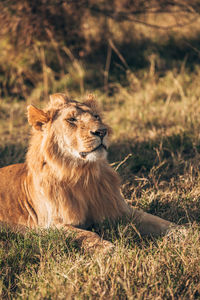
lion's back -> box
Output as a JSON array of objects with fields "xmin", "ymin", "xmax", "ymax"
[{"xmin": 0, "ymin": 163, "xmax": 32, "ymax": 227}]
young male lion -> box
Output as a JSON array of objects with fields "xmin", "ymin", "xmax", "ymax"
[{"xmin": 0, "ymin": 93, "xmax": 173, "ymax": 252}]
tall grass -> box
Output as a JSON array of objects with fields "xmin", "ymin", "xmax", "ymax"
[
  {"xmin": 1, "ymin": 61, "xmax": 200, "ymax": 298},
  {"xmin": 1, "ymin": 3, "xmax": 200, "ymax": 298}
]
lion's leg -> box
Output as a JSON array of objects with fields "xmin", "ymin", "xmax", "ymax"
[
  {"xmin": 130, "ymin": 207, "xmax": 174, "ymax": 236},
  {"xmin": 60, "ymin": 225, "xmax": 114, "ymax": 254}
]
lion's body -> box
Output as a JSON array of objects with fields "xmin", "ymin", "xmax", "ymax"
[
  {"xmin": 0, "ymin": 94, "xmax": 172, "ymax": 249},
  {"xmin": 0, "ymin": 161, "xmax": 129, "ymax": 229},
  {"xmin": 0, "ymin": 94, "xmax": 129, "ymax": 230}
]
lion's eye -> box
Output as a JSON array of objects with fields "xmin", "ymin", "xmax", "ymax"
[
  {"xmin": 67, "ymin": 117, "xmax": 77, "ymax": 123},
  {"xmin": 94, "ymin": 115, "xmax": 101, "ymax": 121}
]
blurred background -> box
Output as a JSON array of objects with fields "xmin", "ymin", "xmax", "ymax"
[{"xmin": 1, "ymin": 0, "xmax": 200, "ymax": 101}]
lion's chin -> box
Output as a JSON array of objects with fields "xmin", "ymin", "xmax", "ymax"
[
  {"xmin": 79, "ymin": 145, "xmax": 108, "ymax": 162},
  {"xmin": 85, "ymin": 148, "xmax": 108, "ymax": 162}
]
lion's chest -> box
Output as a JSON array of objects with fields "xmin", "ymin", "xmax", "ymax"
[
  {"xmin": 55, "ymin": 183, "xmax": 105, "ymax": 227},
  {"xmin": 33, "ymin": 166, "xmax": 127, "ymax": 228},
  {"xmin": 41, "ymin": 180, "xmax": 117, "ymax": 228}
]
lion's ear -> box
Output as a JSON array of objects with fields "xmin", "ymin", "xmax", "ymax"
[
  {"xmin": 50, "ymin": 93, "xmax": 69, "ymax": 107},
  {"xmin": 27, "ymin": 105, "xmax": 50, "ymax": 130},
  {"xmin": 84, "ymin": 94, "xmax": 99, "ymax": 110}
]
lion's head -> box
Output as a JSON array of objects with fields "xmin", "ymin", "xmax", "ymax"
[{"xmin": 27, "ymin": 93, "xmax": 111, "ymax": 165}]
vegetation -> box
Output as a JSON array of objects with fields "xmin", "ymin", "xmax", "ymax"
[{"xmin": 1, "ymin": 1, "xmax": 200, "ymax": 299}]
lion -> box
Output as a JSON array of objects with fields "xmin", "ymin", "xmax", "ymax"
[{"xmin": 0, "ymin": 93, "xmax": 173, "ymax": 252}]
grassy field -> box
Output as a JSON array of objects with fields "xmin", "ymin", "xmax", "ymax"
[
  {"xmin": 1, "ymin": 9, "xmax": 200, "ymax": 299},
  {"xmin": 1, "ymin": 67, "xmax": 200, "ymax": 299}
]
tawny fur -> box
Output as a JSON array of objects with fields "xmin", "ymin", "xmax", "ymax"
[{"xmin": 0, "ymin": 93, "xmax": 172, "ymax": 242}]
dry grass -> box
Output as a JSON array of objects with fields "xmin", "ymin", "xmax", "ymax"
[
  {"xmin": 1, "ymin": 64, "xmax": 200, "ymax": 299},
  {"xmin": 1, "ymin": 6, "xmax": 200, "ymax": 298}
]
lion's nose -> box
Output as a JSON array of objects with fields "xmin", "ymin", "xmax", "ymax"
[{"xmin": 90, "ymin": 128, "xmax": 107, "ymax": 138}]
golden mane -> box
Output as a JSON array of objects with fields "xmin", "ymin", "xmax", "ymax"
[{"xmin": 26, "ymin": 93, "xmax": 130, "ymax": 228}]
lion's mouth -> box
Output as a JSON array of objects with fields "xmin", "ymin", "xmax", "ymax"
[{"xmin": 79, "ymin": 144, "xmax": 107, "ymax": 158}]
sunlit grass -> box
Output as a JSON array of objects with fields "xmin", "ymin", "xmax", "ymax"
[
  {"xmin": 1, "ymin": 15, "xmax": 200, "ymax": 296},
  {"xmin": 1, "ymin": 64, "xmax": 200, "ymax": 298}
]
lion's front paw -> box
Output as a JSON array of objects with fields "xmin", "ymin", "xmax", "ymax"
[
  {"xmin": 74, "ymin": 231, "xmax": 114, "ymax": 254},
  {"xmin": 94, "ymin": 239, "xmax": 114, "ymax": 255}
]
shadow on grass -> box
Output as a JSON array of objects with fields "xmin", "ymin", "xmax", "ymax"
[
  {"xmin": 0, "ymin": 229, "xmax": 40, "ymax": 298},
  {"xmin": 0, "ymin": 227, "xmax": 79, "ymax": 298},
  {"xmin": 108, "ymin": 131, "xmax": 200, "ymax": 224},
  {"xmin": 0, "ymin": 143, "xmax": 27, "ymax": 168}
]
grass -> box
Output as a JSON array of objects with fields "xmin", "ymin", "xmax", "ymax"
[
  {"xmin": 1, "ymin": 14, "xmax": 200, "ymax": 298},
  {"xmin": 1, "ymin": 226, "xmax": 200, "ymax": 299},
  {"xmin": 1, "ymin": 68, "xmax": 200, "ymax": 299}
]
